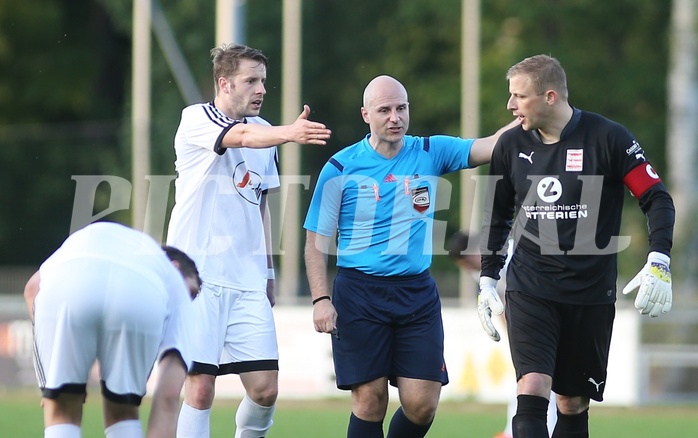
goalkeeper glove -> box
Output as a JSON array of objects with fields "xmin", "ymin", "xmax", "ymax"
[
  {"xmin": 478, "ymin": 277, "xmax": 505, "ymax": 341},
  {"xmin": 622, "ymin": 251, "xmax": 672, "ymax": 318}
]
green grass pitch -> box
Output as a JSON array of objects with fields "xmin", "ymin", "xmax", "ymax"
[{"xmin": 1, "ymin": 389, "xmax": 696, "ymax": 437}]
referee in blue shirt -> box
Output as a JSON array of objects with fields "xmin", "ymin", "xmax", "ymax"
[{"xmin": 304, "ymin": 75, "xmax": 518, "ymax": 438}]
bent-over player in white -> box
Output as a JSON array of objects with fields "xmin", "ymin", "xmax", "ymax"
[{"xmin": 24, "ymin": 222, "xmax": 201, "ymax": 438}]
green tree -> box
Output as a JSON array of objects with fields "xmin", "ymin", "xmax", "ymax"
[
  {"xmin": 0, "ymin": 0, "xmax": 130, "ymax": 263},
  {"xmin": 0, "ymin": 0, "xmax": 675, "ymax": 277}
]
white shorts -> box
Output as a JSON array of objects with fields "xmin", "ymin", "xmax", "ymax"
[
  {"xmin": 33, "ymin": 259, "xmax": 168, "ymax": 404},
  {"xmin": 190, "ymin": 283, "xmax": 278, "ymax": 375}
]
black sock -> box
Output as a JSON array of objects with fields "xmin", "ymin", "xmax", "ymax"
[
  {"xmin": 386, "ymin": 406, "xmax": 433, "ymax": 438},
  {"xmin": 348, "ymin": 412, "xmax": 384, "ymax": 438},
  {"xmin": 551, "ymin": 408, "xmax": 589, "ymax": 438},
  {"xmin": 512, "ymin": 394, "xmax": 549, "ymax": 438}
]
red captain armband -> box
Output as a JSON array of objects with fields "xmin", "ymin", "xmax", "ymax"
[{"xmin": 623, "ymin": 163, "xmax": 662, "ymax": 198}]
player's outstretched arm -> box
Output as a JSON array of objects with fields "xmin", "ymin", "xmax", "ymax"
[
  {"xmin": 468, "ymin": 118, "xmax": 521, "ymax": 167},
  {"xmin": 221, "ymin": 105, "xmax": 332, "ymax": 149},
  {"xmin": 146, "ymin": 351, "xmax": 188, "ymax": 438}
]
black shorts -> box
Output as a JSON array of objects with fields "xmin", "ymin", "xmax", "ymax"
[
  {"xmin": 331, "ymin": 268, "xmax": 449, "ymax": 390},
  {"xmin": 506, "ymin": 291, "xmax": 615, "ymax": 402}
]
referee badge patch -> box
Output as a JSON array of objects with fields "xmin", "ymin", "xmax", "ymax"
[{"xmin": 412, "ymin": 186, "xmax": 430, "ymax": 213}]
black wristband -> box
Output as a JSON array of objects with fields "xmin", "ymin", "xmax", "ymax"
[{"xmin": 312, "ymin": 295, "xmax": 331, "ymax": 305}]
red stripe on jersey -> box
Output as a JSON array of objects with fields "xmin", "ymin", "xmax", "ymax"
[{"xmin": 623, "ymin": 163, "xmax": 662, "ymax": 198}]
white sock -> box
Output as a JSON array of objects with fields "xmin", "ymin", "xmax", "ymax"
[
  {"xmin": 104, "ymin": 419, "xmax": 142, "ymax": 438},
  {"xmin": 547, "ymin": 391, "xmax": 558, "ymax": 436},
  {"xmin": 44, "ymin": 423, "xmax": 81, "ymax": 438},
  {"xmin": 234, "ymin": 395, "xmax": 275, "ymax": 438},
  {"xmin": 177, "ymin": 402, "xmax": 211, "ymax": 438}
]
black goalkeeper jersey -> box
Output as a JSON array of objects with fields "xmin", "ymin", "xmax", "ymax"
[{"xmin": 481, "ymin": 109, "xmax": 674, "ymax": 305}]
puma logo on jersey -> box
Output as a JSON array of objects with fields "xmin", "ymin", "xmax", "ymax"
[
  {"xmin": 518, "ymin": 151, "xmax": 534, "ymax": 164},
  {"xmin": 635, "ymin": 152, "xmax": 646, "ymax": 161},
  {"xmin": 588, "ymin": 377, "xmax": 605, "ymax": 392}
]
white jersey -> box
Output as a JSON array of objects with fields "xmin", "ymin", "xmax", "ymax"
[
  {"xmin": 34, "ymin": 222, "xmax": 194, "ymax": 397},
  {"xmin": 166, "ymin": 102, "xmax": 280, "ymax": 291}
]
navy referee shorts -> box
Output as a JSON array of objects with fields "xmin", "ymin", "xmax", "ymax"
[{"xmin": 330, "ymin": 268, "xmax": 449, "ymax": 390}]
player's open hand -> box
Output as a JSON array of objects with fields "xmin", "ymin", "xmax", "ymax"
[
  {"xmin": 622, "ymin": 251, "xmax": 672, "ymax": 318},
  {"xmin": 478, "ymin": 277, "xmax": 504, "ymax": 341},
  {"xmin": 290, "ymin": 105, "xmax": 332, "ymax": 145}
]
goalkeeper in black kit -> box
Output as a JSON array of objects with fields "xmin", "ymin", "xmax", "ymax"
[{"xmin": 477, "ymin": 54, "xmax": 675, "ymax": 438}]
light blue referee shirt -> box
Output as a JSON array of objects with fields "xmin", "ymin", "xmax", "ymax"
[{"xmin": 304, "ymin": 134, "xmax": 475, "ymax": 276}]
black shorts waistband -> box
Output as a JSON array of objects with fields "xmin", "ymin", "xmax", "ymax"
[{"xmin": 337, "ymin": 267, "xmax": 431, "ymax": 284}]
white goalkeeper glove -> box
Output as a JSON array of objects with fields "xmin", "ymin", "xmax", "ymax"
[
  {"xmin": 622, "ymin": 251, "xmax": 672, "ymax": 318},
  {"xmin": 478, "ymin": 277, "xmax": 505, "ymax": 342}
]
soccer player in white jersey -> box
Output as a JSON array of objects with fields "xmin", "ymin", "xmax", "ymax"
[
  {"xmin": 24, "ymin": 221, "xmax": 201, "ymax": 438},
  {"xmin": 166, "ymin": 43, "xmax": 330, "ymax": 438}
]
